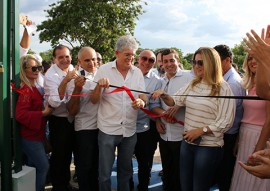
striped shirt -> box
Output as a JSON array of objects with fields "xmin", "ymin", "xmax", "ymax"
[{"xmin": 173, "ymin": 81, "xmax": 235, "ymax": 147}]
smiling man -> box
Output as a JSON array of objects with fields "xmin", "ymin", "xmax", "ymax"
[
  {"xmin": 44, "ymin": 44, "xmax": 77, "ymax": 191},
  {"xmin": 132, "ymin": 50, "xmax": 162, "ymax": 191},
  {"xmin": 152, "ymin": 48, "xmax": 193, "ymax": 191},
  {"xmin": 90, "ymin": 35, "xmax": 148, "ymax": 191}
]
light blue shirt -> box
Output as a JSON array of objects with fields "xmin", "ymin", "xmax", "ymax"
[
  {"xmin": 223, "ymin": 67, "xmax": 246, "ymax": 134},
  {"xmin": 136, "ymin": 70, "xmax": 162, "ymax": 133}
]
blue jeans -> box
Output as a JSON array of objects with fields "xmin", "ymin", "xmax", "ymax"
[
  {"xmin": 22, "ymin": 138, "xmax": 49, "ymax": 191},
  {"xmin": 98, "ymin": 131, "xmax": 137, "ymax": 191},
  {"xmin": 180, "ymin": 140, "xmax": 223, "ymax": 191}
]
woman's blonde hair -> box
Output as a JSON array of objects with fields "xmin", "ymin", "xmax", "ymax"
[
  {"xmin": 242, "ymin": 54, "xmax": 255, "ymax": 90},
  {"xmin": 19, "ymin": 54, "xmax": 41, "ymax": 88},
  {"xmin": 191, "ymin": 47, "xmax": 224, "ymax": 96}
]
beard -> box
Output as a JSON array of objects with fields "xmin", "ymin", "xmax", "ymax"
[{"xmin": 157, "ymin": 67, "xmax": 165, "ymax": 75}]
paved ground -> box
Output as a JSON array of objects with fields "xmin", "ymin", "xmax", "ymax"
[{"xmin": 45, "ymin": 147, "xmax": 162, "ymax": 191}]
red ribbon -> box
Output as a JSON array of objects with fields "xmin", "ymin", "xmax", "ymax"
[
  {"xmin": 11, "ymin": 83, "xmax": 184, "ymax": 126},
  {"xmin": 106, "ymin": 86, "xmax": 184, "ymax": 126}
]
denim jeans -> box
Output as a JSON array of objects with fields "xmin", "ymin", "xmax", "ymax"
[
  {"xmin": 180, "ymin": 140, "xmax": 223, "ymax": 191},
  {"xmin": 22, "ymin": 138, "xmax": 49, "ymax": 191},
  {"xmin": 98, "ymin": 131, "xmax": 137, "ymax": 191}
]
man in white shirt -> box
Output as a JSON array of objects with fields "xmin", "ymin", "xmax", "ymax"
[
  {"xmin": 152, "ymin": 48, "xmax": 193, "ymax": 191},
  {"xmin": 90, "ymin": 35, "xmax": 148, "ymax": 191},
  {"xmin": 44, "ymin": 44, "xmax": 77, "ymax": 191},
  {"xmin": 66, "ymin": 47, "xmax": 99, "ymax": 191}
]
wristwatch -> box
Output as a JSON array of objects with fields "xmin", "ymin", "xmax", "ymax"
[{"xmin": 202, "ymin": 127, "xmax": 208, "ymax": 134}]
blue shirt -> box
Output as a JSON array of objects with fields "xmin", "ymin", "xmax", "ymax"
[
  {"xmin": 223, "ymin": 67, "xmax": 246, "ymax": 134},
  {"xmin": 136, "ymin": 70, "xmax": 162, "ymax": 133}
]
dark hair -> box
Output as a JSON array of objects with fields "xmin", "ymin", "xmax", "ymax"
[
  {"xmin": 161, "ymin": 48, "xmax": 183, "ymax": 69},
  {"xmin": 42, "ymin": 60, "xmax": 53, "ymax": 73},
  {"xmin": 213, "ymin": 44, "xmax": 233, "ymax": 62},
  {"xmin": 155, "ymin": 49, "xmax": 164, "ymax": 57},
  {"xmin": 52, "ymin": 44, "xmax": 71, "ymax": 57},
  {"xmin": 161, "ymin": 48, "xmax": 180, "ymax": 61}
]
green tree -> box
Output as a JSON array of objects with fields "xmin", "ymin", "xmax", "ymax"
[
  {"xmin": 232, "ymin": 41, "xmax": 247, "ymax": 73},
  {"xmin": 37, "ymin": 0, "xmax": 147, "ymax": 64},
  {"xmin": 183, "ymin": 53, "xmax": 194, "ymax": 70},
  {"xmin": 39, "ymin": 49, "xmax": 53, "ymax": 61}
]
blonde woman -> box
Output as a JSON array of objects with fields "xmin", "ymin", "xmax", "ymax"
[
  {"xmin": 230, "ymin": 54, "xmax": 270, "ymax": 191},
  {"xmin": 152, "ymin": 47, "xmax": 235, "ymax": 191},
  {"xmin": 15, "ymin": 54, "xmax": 53, "ymax": 191}
]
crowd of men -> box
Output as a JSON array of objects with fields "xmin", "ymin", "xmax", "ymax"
[{"xmin": 17, "ymin": 15, "xmax": 270, "ymax": 191}]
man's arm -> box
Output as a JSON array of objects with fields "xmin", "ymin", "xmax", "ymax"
[
  {"xmin": 66, "ymin": 76, "xmax": 85, "ymax": 116},
  {"xmin": 90, "ymin": 78, "xmax": 110, "ymax": 104},
  {"xmin": 58, "ymin": 70, "xmax": 78, "ymax": 100}
]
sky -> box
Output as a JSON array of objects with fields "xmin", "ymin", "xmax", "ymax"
[{"xmin": 20, "ymin": 0, "xmax": 270, "ymax": 55}]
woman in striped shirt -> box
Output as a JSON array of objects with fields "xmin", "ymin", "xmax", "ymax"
[{"xmin": 152, "ymin": 47, "xmax": 236, "ymax": 191}]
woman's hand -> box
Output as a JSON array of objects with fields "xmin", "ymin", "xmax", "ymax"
[{"xmin": 183, "ymin": 128, "xmax": 204, "ymax": 143}]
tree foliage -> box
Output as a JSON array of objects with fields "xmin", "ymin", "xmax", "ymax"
[
  {"xmin": 37, "ymin": 0, "xmax": 147, "ymax": 63},
  {"xmin": 231, "ymin": 41, "xmax": 247, "ymax": 73},
  {"xmin": 39, "ymin": 49, "xmax": 54, "ymax": 61}
]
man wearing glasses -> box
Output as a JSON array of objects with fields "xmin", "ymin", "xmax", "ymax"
[{"xmin": 133, "ymin": 50, "xmax": 162, "ymax": 191}]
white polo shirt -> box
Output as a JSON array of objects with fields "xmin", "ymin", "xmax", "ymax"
[
  {"xmin": 66, "ymin": 70, "xmax": 99, "ymax": 131},
  {"xmin": 94, "ymin": 60, "xmax": 145, "ymax": 137},
  {"xmin": 44, "ymin": 63, "xmax": 74, "ymax": 117}
]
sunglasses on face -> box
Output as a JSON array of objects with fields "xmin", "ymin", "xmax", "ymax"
[
  {"xmin": 247, "ymin": 57, "xmax": 254, "ymax": 62},
  {"xmin": 192, "ymin": 60, "xmax": 203, "ymax": 67},
  {"xmin": 26, "ymin": 65, "xmax": 43, "ymax": 72},
  {"xmin": 140, "ymin": 56, "xmax": 155, "ymax": 64}
]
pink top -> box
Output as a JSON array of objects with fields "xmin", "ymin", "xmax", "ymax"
[{"xmin": 241, "ymin": 87, "xmax": 266, "ymax": 126}]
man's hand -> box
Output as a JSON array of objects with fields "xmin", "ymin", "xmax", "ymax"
[
  {"xmin": 97, "ymin": 78, "xmax": 110, "ymax": 88},
  {"xmin": 74, "ymin": 76, "xmax": 86, "ymax": 93},
  {"xmin": 156, "ymin": 118, "xmax": 166, "ymax": 134},
  {"xmin": 65, "ymin": 69, "xmax": 78, "ymax": 83},
  {"xmin": 131, "ymin": 98, "xmax": 145, "ymax": 110}
]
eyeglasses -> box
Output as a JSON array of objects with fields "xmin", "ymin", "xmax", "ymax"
[
  {"xmin": 26, "ymin": 66, "xmax": 43, "ymax": 72},
  {"xmin": 97, "ymin": 57, "xmax": 102, "ymax": 62},
  {"xmin": 140, "ymin": 56, "xmax": 155, "ymax": 64},
  {"xmin": 192, "ymin": 60, "xmax": 203, "ymax": 67}
]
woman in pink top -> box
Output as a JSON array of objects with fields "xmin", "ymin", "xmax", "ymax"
[{"xmin": 230, "ymin": 54, "xmax": 270, "ymax": 191}]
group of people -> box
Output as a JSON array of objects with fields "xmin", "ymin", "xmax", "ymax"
[{"xmin": 14, "ymin": 15, "xmax": 270, "ymax": 191}]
